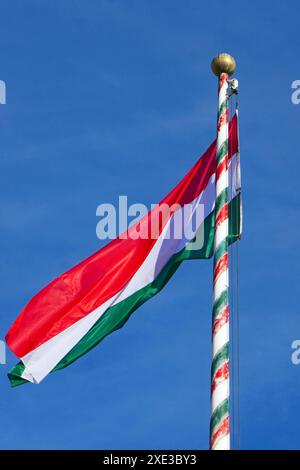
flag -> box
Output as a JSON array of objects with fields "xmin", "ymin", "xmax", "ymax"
[{"xmin": 6, "ymin": 114, "xmax": 241, "ymax": 386}]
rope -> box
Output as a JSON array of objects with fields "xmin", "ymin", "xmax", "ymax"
[
  {"xmin": 228, "ymin": 90, "xmax": 241, "ymax": 450},
  {"xmin": 229, "ymin": 93, "xmax": 235, "ymax": 449},
  {"xmin": 235, "ymin": 93, "xmax": 241, "ymax": 449},
  {"xmin": 236, "ymin": 231, "xmax": 241, "ymax": 449}
]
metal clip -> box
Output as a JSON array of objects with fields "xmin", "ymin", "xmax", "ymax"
[{"xmin": 228, "ymin": 78, "xmax": 239, "ymax": 96}]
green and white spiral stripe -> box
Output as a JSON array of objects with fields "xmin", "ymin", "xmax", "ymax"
[{"xmin": 210, "ymin": 72, "xmax": 230, "ymax": 450}]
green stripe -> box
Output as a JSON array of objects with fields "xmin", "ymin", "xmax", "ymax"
[
  {"xmin": 216, "ymin": 141, "xmax": 228, "ymax": 164},
  {"xmin": 214, "ymin": 192, "xmax": 241, "ymax": 266},
  {"xmin": 8, "ymin": 194, "xmax": 241, "ymax": 387},
  {"xmin": 53, "ymin": 215, "xmax": 216, "ymax": 374},
  {"xmin": 211, "ymin": 342, "xmax": 229, "ymax": 378},
  {"xmin": 215, "ymin": 187, "xmax": 228, "ymax": 214},
  {"xmin": 210, "ymin": 398, "xmax": 229, "ymax": 436},
  {"xmin": 214, "ymin": 239, "xmax": 227, "ymax": 265},
  {"xmin": 8, "ymin": 361, "xmax": 26, "ymax": 387},
  {"xmin": 212, "ymin": 290, "xmax": 228, "ymax": 320}
]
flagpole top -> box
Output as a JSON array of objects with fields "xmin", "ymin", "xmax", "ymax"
[{"xmin": 211, "ymin": 53, "xmax": 236, "ymax": 77}]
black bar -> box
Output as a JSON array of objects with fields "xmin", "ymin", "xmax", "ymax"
[{"xmin": 0, "ymin": 450, "xmax": 300, "ymax": 465}]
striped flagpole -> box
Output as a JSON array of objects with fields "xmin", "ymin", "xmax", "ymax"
[{"xmin": 210, "ymin": 53, "xmax": 236, "ymax": 450}]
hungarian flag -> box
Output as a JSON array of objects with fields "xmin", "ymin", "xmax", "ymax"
[{"xmin": 6, "ymin": 113, "xmax": 241, "ymax": 387}]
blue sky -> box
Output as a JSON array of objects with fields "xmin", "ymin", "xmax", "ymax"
[{"xmin": 0, "ymin": 0, "xmax": 299, "ymax": 450}]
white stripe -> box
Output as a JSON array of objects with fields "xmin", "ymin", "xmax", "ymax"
[
  {"xmin": 219, "ymin": 82, "xmax": 227, "ymax": 104},
  {"xmin": 216, "ymin": 169, "xmax": 228, "ymax": 197},
  {"xmin": 229, "ymin": 153, "xmax": 238, "ymax": 198},
  {"xmin": 213, "ymin": 270, "xmax": 228, "ymax": 304},
  {"xmin": 212, "ymin": 323, "xmax": 229, "ymax": 359},
  {"xmin": 211, "ymin": 378, "xmax": 229, "ymax": 414},
  {"xmin": 21, "ymin": 294, "xmax": 119, "ymax": 384},
  {"xmin": 214, "ymin": 219, "xmax": 228, "ymax": 249},
  {"xmin": 213, "ymin": 433, "xmax": 230, "ymax": 451},
  {"xmin": 21, "ymin": 219, "xmax": 193, "ymax": 383},
  {"xmin": 20, "ymin": 165, "xmax": 224, "ymax": 383},
  {"xmin": 216, "ymin": 125, "xmax": 227, "ymax": 151},
  {"xmin": 22, "ymin": 154, "xmax": 239, "ymax": 384}
]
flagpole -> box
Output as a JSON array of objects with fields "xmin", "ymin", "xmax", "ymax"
[{"xmin": 210, "ymin": 53, "xmax": 236, "ymax": 450}]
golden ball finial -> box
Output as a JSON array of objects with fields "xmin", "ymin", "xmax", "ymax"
[{"xmin": 211, "ymin": 53, "xmax": 236, "ymax": 77}]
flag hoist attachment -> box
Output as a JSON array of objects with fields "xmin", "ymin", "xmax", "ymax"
[{"xmin": 210, "ymin": 53, "xmax": 238, "ymax": 450}]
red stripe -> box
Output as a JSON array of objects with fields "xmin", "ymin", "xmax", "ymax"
[
  {"xmin": 213, "ymin": 253, "xmax": 228, "ymax": 284},
  {"xmin": 216, "ymin": 157, "xmax": 228, "ymax": 180},
  {"xmin": 215, "ymin": 203, "xmax": 228, "ymax": 227},
  {"xmin": 211, "ymin": 362, "xmax": 229, "ymax": 394},
  {"xmin": 217, "ymin": 108, "xmax": 229, "ymax": 132},
  {"xmin": 210, "ymin": 416, "xmax": 230, "ymax": 449},
  {"xmin": 213, "ymin": 305, "xmax": 229, "ymax": 336},
  {"xmin": 6, "ymin": 117, "xmax": 239, "ymax": 358}
]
